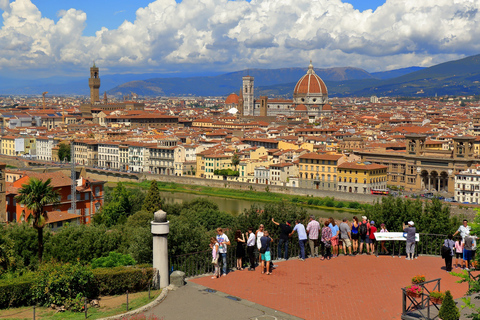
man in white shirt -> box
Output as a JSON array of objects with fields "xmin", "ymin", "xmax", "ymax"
[
  {"xmin": 453, "ymin": 220, "xmax": 471, "ymax": 241},
  {"xmin": 216, "ymin": 227, "xmax": 230, "ymax": 276},
  {"xmin": 246, "ymin": 228, "xmax": 256, "ymax": 271}
]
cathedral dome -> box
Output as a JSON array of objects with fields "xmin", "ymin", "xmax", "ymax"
[
  {"xmin": 225, "ymin": 93, "xmax": 239, "ymax": 105},
  {"xmin": 293, "ymin": 61, "xmax": 328, "ymax": 106}
]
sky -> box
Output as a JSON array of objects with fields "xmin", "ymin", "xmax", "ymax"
[{"xmin": 0, "ymin": 0, "xmax": 479, "ymax": 79}]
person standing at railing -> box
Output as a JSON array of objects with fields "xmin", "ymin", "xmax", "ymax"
[
  {"xmin": 402, "ymin": 221, "xmax": 416, "ymax": 260},
  {"xmin": 306, "ymin": 216, "xmax": 321, "ymax": 258},
  {"xmin": 453, "ymin": 219, "xmax": 471, "ymax": 241},
  {"xmin": 339, "ymin": 218, "xmax": 352, "ymax": 256},
  {"xmin": 216, "ymin": 227, "xmax": 230, "ymax": 276},
  {"xmin": 210, "ymin": 237, "xmax": 220, "ymax": 279},
  {"xmin": 235, "ymin": 230, "xmax": 245, "ymax": 271},
  {"xmin": 290, "ymin": 220, "xmax": 307, "ymax": 261},
  {"xmin": 328, "ymin": 217, "xmax": 340, "ymax": 258},
  {"xmin": 272, "ymin": 218, "xmax": 292, "ymax": 260},
  {"xmin": 256, "ymin": 224, "xmax": 265, "ymax": 264},
  {"xmin": 443, "ymin": 234, "xmax": 455, "ymax": 272},
  {"xmin": 463, "ymin": 235, "xmax": 476, "ymax": 270},
  {"xmin": 246, "ymin": 228, "xmax": 256, "ymax": 271},
  {"xmin": 351, "ymin": 216, "xmax": 360, "ymax": 255},
  {"xmin": 454, "ymin": 236, "xmax": 464, "ymax": 269},
  {"xmin": 321, "ymin": 220, "xmax": 333, "ymax": 260},
  {"xmin": 260, "ymin": 230, "xmax": 273, "ymax": 275}
]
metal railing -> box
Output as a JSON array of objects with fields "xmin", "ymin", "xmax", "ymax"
[
  {"xmin": 170, "ymin": 233, "xmax": 449, "ymax": 278},
  {"xmin": 401, "ymin": 278, "xmax": 441, "ymax": 320}
]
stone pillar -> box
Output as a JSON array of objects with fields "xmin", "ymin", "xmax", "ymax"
[
  {"xmin": 151, "ymin": 210, "xmax": 169, "ymax": 289},
  {"xmin": 428, "ymin": 176, "xmax": 431, "ymax": 191},
  {"xmin": 437, "ymin": 177, "xmax": 440, "ymax": 192}
]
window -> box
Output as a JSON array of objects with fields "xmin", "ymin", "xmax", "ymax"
[{"xmin": 95, "ymin": 187, "xmax": 100, "ymax": 197}]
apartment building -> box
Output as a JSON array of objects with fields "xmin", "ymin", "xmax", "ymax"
[
  {"xmin": 36, "ymin": 136, "xmax": 59, "ymax": 161},
  {"xmin": 98, "ymin": 141, "xmax": 120, "ymax": 169},
  {"xmin": 298, "ymin": 153, "xmax": 344, "ymax": 190},
  {"xmin": 455, "ymin": 169, "xmax": 480, "ymax": 203},
  {"xmin": 269, "ymin": 162, "xmax": 298, "ymax": 186},
  {"xmin": 148, "ymin": 145, "xmax": 175, "ymax": 175},
  {"xmin": 337, "ymin": 162, "xmax": 388, "ymax": 194},
  {"xmin": 128, "ymin": 142, "xmax": 150, "ymax": 172},
  {"xmin": 73, "ymin": 140, "xmax": 98, "ymax": 167}
]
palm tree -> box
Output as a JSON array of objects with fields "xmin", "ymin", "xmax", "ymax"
[{"xmin": 15, "ymin": 178, "xmax": 60, "ymax": 263}]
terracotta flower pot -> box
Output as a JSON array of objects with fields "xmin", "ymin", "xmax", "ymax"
[{"xmin": 407, "ymin": 291, "xmax": 422, "ymax": 299}]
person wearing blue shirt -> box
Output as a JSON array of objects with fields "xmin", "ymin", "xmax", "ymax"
[
  {"xmin": 290, "ymin": 219, "xmax": 308, "ymax": 261},
  {"xmin": 328, "ymin": 218, "xmax": 340, "ymax": 258}
]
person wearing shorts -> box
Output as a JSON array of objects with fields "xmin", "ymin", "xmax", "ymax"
[
  {"xmin": 463, "ymin": 235, "xmax": 476, "ymax": 270},
  {"xmin": 455, "ymin": 236, "xmax": 463, "ymax": 269},
  {"xmin": 260, "ymin": 230, "xmax": 273, "ymax": 275},
  {"xmin": 328, "ymin": 218, "xmax": 340, "ymax": 258}
]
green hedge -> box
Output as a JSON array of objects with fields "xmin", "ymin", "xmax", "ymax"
[
  {"xmin": 0, "ymin": 266, "xmax": 154, "ymax": 309},
  {"xmin": 0, "ymin": 274, "xmax": 34, "ymax": 308},
  {"xmin": 92, "ymin": 266, "xmax": 154, "ymax": 296}
]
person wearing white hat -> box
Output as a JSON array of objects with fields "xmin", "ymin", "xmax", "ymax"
[{"xmin": 402, "ymin": 221, "xmax": 416, "ymax": 260}]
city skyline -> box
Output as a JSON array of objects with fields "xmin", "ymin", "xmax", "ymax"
[{"xmin": 0, "ymin": 0, "xmax": 479, "ymax": 79}]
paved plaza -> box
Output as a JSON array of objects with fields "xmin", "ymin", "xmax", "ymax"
[{"xmin": 188, "ymin": 255, "xmax": 469, "ymax": 320}]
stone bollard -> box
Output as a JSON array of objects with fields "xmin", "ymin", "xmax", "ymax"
[
  {"xmin": 170, "ymin": 271, "xmax": 186, "ymax": 288},
  {"xmin": 151, "ymin": 210, "xmax": 169, "ymax": 289}
]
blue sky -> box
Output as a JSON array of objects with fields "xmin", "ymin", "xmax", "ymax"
[{"xmin": 0, "ymin": 0, "xmax": 477, "ymax": 78}]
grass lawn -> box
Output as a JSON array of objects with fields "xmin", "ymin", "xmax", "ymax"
[{"xmin": 0, "ymin": 290, "xmax": 162, "ymax": 320}]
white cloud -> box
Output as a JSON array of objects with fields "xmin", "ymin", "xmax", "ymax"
[{"xmin": 0, "ymin": 0, "xmax": 479, "ymax": 75}]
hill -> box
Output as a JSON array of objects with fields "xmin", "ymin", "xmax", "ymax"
[{"xmin": 106, "ymin": 67, "xmax": 374, "ymax": 97}]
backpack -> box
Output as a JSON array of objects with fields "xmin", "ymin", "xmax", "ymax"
[
  {"xmin": 259, "ymin": 245, "xmax": 267, "ymax": 254},
  {"xmin": 358, "ymin": 223, "xmax": 368, "ymax": 236},
  {"xmin": 441, "ymin": 245, "xmax": 450, "ymax": 258}
]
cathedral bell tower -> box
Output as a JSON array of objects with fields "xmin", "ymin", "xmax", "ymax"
[{"xmin": 89, "ymin": 63, "xmax": 100, "ymax": 104}]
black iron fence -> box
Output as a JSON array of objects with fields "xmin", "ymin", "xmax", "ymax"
[
  {"xmin": 401, "ymin": 278, "xmax": 442, "ymax": 319},
  {"xmin": 170, "ymin": 233, "xmax": 449, "ymax": 278}
]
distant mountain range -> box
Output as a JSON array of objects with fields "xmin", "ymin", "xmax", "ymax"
[
  {"xmin": 2, "ymin": 53, "xmax": 480, "ymax": 97},
  {"xmin": 106, "ymin": 66, "xmax": 424, "ymax": 98}
]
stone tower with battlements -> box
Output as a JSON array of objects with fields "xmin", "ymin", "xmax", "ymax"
[{"xmin": 89, "ymin": 63, "xmax": 100, "ymax": 104}]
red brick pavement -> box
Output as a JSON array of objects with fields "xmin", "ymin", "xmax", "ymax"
[{"xmin": 190, "ymin": 255, "xmax": 468, "ymax": 320}]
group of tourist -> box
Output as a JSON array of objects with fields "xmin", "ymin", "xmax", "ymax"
[
  {"xmin": 210, "ymin": 215, "xmax": 394, "ymax": 277},
  {"xmin": 210, "ymin": 218, "xmax": 478, "ymax": 278},
  {"xmin": 442, "ymin": 219, "xmax": 477, "ymax": 272}
]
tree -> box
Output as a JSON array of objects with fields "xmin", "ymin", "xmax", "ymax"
[
  {"xmin": 438, "ymin": 290, "xmax": 460, "ymax": 320},
  {"xmin": 142, "ymin": 180, "xmax": 163, "ymax": 214},
  {"xmin": 231, "ymin": 152, "xmax": 240, "ymax": 171},
  {"xmin": 94, "ymin": 183, "xmax": 132, "ymax": 227},
  {"xmin": 58, "ymin": 143, "xmax": 71, "ymax": 162},
  {"xmin": 15, "ymin": 178, "xmax": 60, "ymax": 263}
]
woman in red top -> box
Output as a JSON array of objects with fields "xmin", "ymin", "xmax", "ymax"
[{"xmin": 369, "ymin": 221, "xmax": 377, "ymax": 254}]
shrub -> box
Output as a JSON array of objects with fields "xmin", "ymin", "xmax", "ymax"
[
  {"xmin": 307, "ymin": 199, "xmax": 314, "ymax": 205},
  {"xmin": 335, "ymin": 201, "xmax": 345, "ymax": 208},
  {"xmin": 31, "ymin": 262, "xmax": 95, "ymax": 307},
  {"xmin": 64, "ymin": 293, "xmax": 85, "ymax": 312},
  {"xmin": 438, "ymin": 290, "xmax": 460, "ymax": 320},
  {"xmin": 92, "ymin": 267, "xmax": 154, "ymax": 296},
  {"xmin": 91, "ymin": 252, "xmax": 136, "ymax": 269},
  {"xmin": 0, "ymin": 274, "xmax": 34, "ymax": 308},
  {"xmin": 325, "ymin": 200, "xmax": 335, "ymax": 207},
  {"xmin": 348, "ymin": 201, "xmax": 360, "ymax": 209}
]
